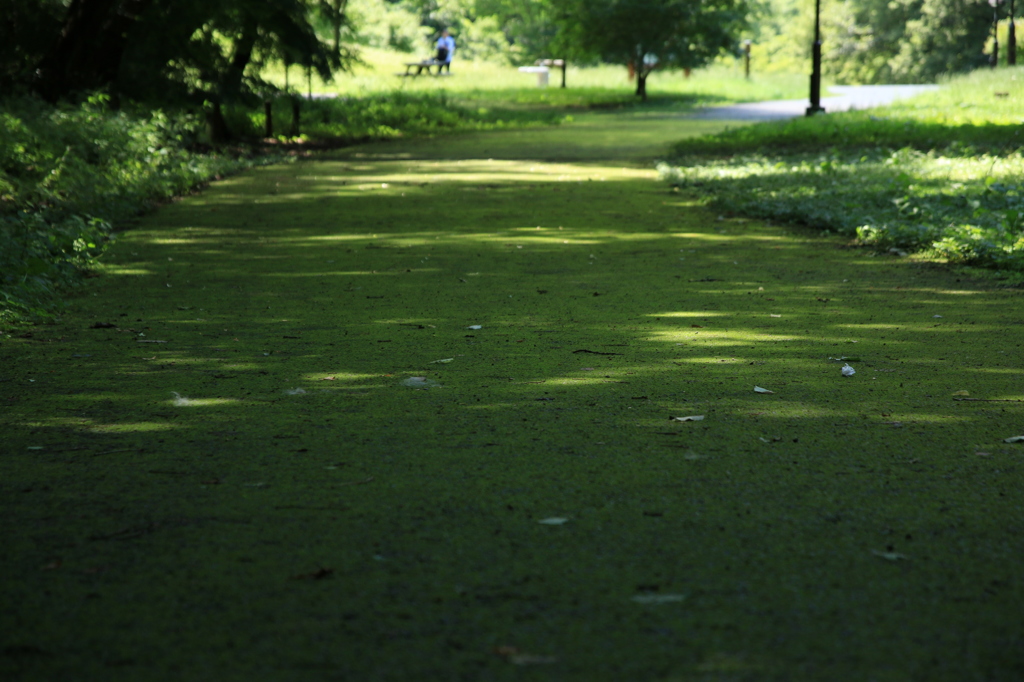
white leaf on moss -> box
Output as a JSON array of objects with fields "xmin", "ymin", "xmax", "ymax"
[
  {"xmin": 754, "ymin": 386, "xmax": 774, "ymax": 393},
  {"xmin": 1004, "ymin": 435, "xmax": 1024, "ymax": 443},
  {"xmin": 401, "ymin": 377, "xmax": 440, "ymax": 388},
  {"xmin": 842, "ymin": 364, "xmax": 856, "ymax": 377},
  {"xmin": 429, "ymin": 358, "xmax": 454, "ymax": 364},
  {"xmin": 171, "ymin": 391, "xmax": 191, "ymax": 406},
  {"xmin": 671, "ymin": 415, "xmax": 705, "ymax": 422},
  {"xmin": 872, "ymin": 549, "xmax": 908, "ymax": 561},
  {"xmin": 538, "ymin": 517, "xmax": 568, "ymax": 525}
]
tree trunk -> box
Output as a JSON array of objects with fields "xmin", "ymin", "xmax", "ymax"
[
  {"xmin": 206, "ymin": 101, "xmax": 231, "ymax": 143},
  {"xmin": 220, "ymin": 15, "xmax": 259, "ymax": 102},
  {"xmin": 290, "ymin": 97, "xmax": 301, "ymax": 136},
  {"xmin": 635, "ymin": 71, "xmax": 647, "ymax": 100},
  {"xmin": 332, "ymin": 0, "xmax": 347, "ymax": 57}
]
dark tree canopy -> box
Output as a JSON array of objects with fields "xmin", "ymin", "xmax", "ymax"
[{"xmin": 11, "ymin": 0, "xmax": 353, "ymax": 138}]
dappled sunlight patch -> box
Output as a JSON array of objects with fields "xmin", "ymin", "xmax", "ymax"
[
  {"xmin": 262, "ymin": 270, "xmax": 403, "ymax": 277},
  {"xmin": 303, "ymin": 371, "xmax": 382, "ymax": 382},
  {"xmin": 168, "ymin": 393, "xmax": 241, "ymax": 407},
  {"xmin": 86, "ymin": 421, "xmax": 183, "ymax": 433},
  {"xmin": 22, "ymin": 416, "xmax": 181, "ymax": 433},
  {"xmin": 966, "ymin": 369, "xmax": 1024, "ymax": 377},
  {"xmin": 295, "ymin": 159, "xmax": 653, "ymax": 190},
  {"xmin": 649, "ymin": 329, "xmax": 808, "ymax": 344},
  {"xmin": 543, "ymin": 376, "xmax": 628, "ymax": 387},
  {"xmin": 373, "ymin": 318, "xmax": 440, "ymax": 327},
  {"xmin": 461, "ymin": 403, "xmax": 520, "ymax": 411},
  {"xmin": 648, "ymin": 311, "xmax": 734, "ymax": 318},
  {"xmin": 101, "ymin": 265, "xmax": 155, "ymax": 276}
]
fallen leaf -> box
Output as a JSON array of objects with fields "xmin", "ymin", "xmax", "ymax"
[
  {"xmin": 754, "ymin": 386, "xmax": 774, "ymax": 393},
  {"xmin": 671, "ymin": 415, "xmax": 705, "ymax": 422},
  {"xmin": 283, "ymin": 388, "xmax": 307, "ymax": 395},
  {"xmin": 770, "ymin": 314, "xmax": 781, "ymax": 318},
  {"xmin": 429, "ymin": 358, "xmax": 454, "ymax": 364},
  {"xmin": 842, "ymin": 364, "xmax": 856, "ymax": 377},
  {"xmin": 631, "ymin": 594, "xmax": 686, "ymax": 604},
  {"xmin": 872, "ymin": 550, "xmax": 908, "ymax": 561},
  {"xmin": 467, "ymin": 325, "xmax": 482, "ymax": 330},
  {"xmin": 1004, "ymin": 435, "xmax": 1024, "ymax": 444},
  {"xmin": 538, "ymin": 517, "xmax": 568, "ymax": 525},
  {"xmin": 322, "ymin": 376, "xmax": 336, "ymax": 381},
  {"xmin": 951, "ymin": 390, "xmax": 970, "ymax": 396}
]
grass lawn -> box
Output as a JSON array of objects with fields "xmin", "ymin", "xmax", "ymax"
[
  {"xmin": 662, "ymin": 67, "xmax": 1024, "ymax": 275},
  {"xmin": 2, "ymin": 101, "xmax": 1023, "ymax": 680}
]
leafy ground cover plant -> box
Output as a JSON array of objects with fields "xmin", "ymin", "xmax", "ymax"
[
  {"xmin": 0, "ymin": 96, "xmax": 265, "ymax": 325},
  {"xmin": 659, "ymin": 68, "xmax": 1024, "ymax": 275}
]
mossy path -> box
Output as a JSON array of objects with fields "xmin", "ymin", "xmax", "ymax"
[{"xmin": 3, "ymin": 109, "xmax": 1024, "ymax": 681}]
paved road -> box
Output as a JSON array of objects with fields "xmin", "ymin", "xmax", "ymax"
[{"xmin": 694, "ymin": 84, "xmax": 940, "ymax": 120}]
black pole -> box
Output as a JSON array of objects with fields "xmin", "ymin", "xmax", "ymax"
[
  {"xmin": 807, "ymin": 0, "xmax": 824, "ymax": 115},
  {"xmin": 1010, "ymin": 0, "xmax": 1017, "ymax": 65},
  {"xmin": 992, "ymin": 0, "xmax": 1000, "ymax": 68}
]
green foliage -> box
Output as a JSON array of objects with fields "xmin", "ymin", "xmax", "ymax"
[
  {"xmin": 0, "ymin": 96, "xmax": 271, "ymax": 325},
  {"xmin": 348, "ymin": 0, "xmax": 431, "ymax": 52},
  {"xmin": 660, "ymin": 68, "xmax": 1024, "ymax": 271},
  {"xmin": 824, "ymin": 0, "xmax": 993, "ymax": 83},
  {"xmin": 733, "ymin": 0, "xmax": 1002, "ymax": 83},
  {"xmin": 547, "ymin": 0, "xmax": 751, "ymax": 98}
]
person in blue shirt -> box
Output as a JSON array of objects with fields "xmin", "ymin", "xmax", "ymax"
[{"xmin": 435, "ymin": 29, "xmax": 455, "ymax": 74}]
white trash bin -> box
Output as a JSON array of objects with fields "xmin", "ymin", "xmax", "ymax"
[{"xmin": 517, "ymin": 66, "xmax": 550, "ymax": 87}]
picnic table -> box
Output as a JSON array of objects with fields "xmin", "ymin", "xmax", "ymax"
[{"xmin": 399, "ymin": 60, "xmax": 448, "ymax": 77}]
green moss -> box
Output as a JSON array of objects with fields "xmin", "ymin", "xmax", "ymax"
[{"xmin": 1, "ymin": 108, "xmax": 1023, "ymax": 681}]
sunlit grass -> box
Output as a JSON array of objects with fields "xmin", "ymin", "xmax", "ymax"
[
  {"xmin": 662, "ymin": 66, "xmax": 1024, "ymax": 273},
  {"xmin": 265, "ymin": 46, "xmax": 810, "ymax": 104}
]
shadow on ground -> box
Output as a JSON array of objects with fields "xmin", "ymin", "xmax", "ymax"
[{"xmin": 2, "ymin": 123, "xmax": 1023, "ymax": 681}]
